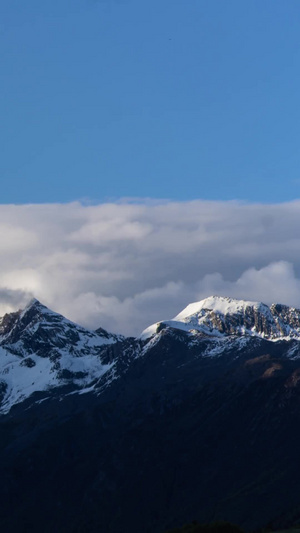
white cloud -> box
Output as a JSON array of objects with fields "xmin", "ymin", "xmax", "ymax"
[
  {"xmin": 1, "ymin": 200, "xmax": 300, "ymax": 335},
  {"xmin": 0, "ymin": 224, "xmax": 37, "ymax": 252}
]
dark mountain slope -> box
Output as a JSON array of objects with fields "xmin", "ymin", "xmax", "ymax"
[{"xmin": 1, "ymin": 323, "xmax": 300, "ymax": 532}]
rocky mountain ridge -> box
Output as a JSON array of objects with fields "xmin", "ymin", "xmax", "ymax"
[
  {"xmin": 1, "ymin": 295, "xmax": 300, "ymax": 413},
  {"xmin": 1, "ymin": 296, "xmax": 300, "ymax": 531},
  {"xmin": 142, "ymin": 295, "xmax": 300, "ymax": 340},
  {"xmin": 0, "ymin": 298, "xmax": 121, "ymax": 413}
]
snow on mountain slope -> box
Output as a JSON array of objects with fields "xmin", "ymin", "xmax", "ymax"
[
  {"xmin": 3, "ymin": 294, "xmax": 300, "ymax": 414},
  {"xmin": 0, "ymin": 299, "xmax": 119, "ymax": 413},
  {"xmin": 175, "ymin": 296, "xmax": 266, "ymax": 320},
  {"xmin": 141, "ymin": 295, "xmax": 300, "ymax": 341}
]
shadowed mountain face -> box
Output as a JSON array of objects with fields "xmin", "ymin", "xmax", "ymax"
[{"xmin": 1, "ymin": 297, "xmax": 300, "ymax": 532}]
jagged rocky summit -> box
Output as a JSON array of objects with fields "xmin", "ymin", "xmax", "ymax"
[
  {"xmin": 141, "ymin": 295, "xmax": 300, "ymax": 340},
  {"xmin": 0, "ymin": 298, "xmax": 123, "ymax": 413}
]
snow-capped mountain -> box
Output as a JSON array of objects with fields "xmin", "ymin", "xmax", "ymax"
[
  {"xmin": 0, "ymin": 298, "xmax": 121, "ymax": 413},
  {"xmin": 2, "ymin": 295, "xmax": 300, "ymax": 414},
  {"xmin": 2, "ymin": 295, "xmax": 300, "ymax": 532},
  {"xmin": 141, "ymin": 295, "xmax": 300, "ymax": 340}
]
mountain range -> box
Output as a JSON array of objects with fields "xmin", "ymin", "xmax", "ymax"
[{"xmin": 1, "ymin": 296, "xmax": 300, "ymax": 532}]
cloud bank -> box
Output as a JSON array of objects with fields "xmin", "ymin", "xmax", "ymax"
[{"xmin": 1, "ymin": 200, "xmax": 300, "ymax": 335}]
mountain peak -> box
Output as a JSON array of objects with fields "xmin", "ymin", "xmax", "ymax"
[
  {"xmin": 23, "ymin": 297, "xmax": 43, "ymax": 309},
  {"xmin": 18, "ymin": 297, "xmax": 46, "ymax": 316},
  {"xmin": 0, "ymin": 300, "xmax": 121, "ymax": 413},
  {"xmin": 141, "ymin": 295, "xmax": 300, "ymax": 341},
  {"xmin": 174, "ymin": 295, "xmax": 265, "ymax": 321}
]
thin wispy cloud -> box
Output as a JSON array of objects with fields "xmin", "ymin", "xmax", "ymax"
[{"xmin": 1, "ymin": 200, "xmax": 300, "ymax": 335}]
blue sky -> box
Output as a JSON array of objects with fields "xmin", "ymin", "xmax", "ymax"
[{"xmin": 1, "ymin": 0, "xmax": 300, "ymax": 204}]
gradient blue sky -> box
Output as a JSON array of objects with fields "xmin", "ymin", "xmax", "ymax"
[{"xmin": 1, "ymin": 0, "xmax": 300, "ymax": 204}]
